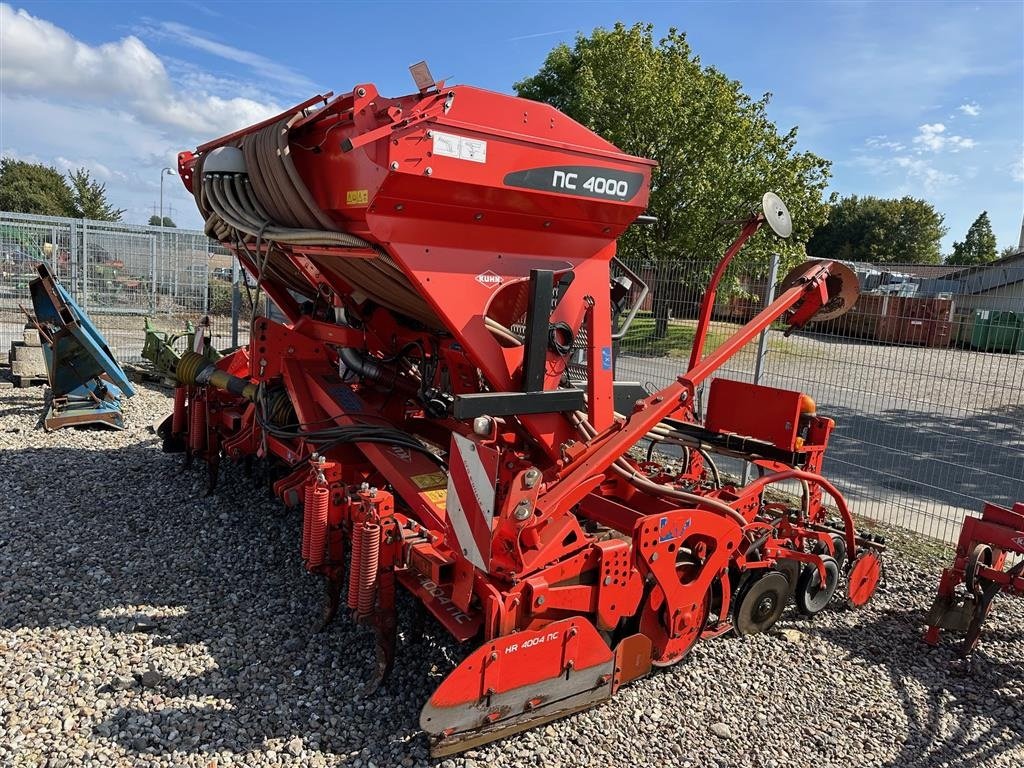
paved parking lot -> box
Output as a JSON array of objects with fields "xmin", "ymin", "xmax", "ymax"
[{"xmin": 617, "ymin": 323, "xmax": 1024, "ymax": 541}]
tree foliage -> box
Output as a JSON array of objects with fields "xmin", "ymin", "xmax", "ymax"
[
  {"xmin": 148, "ymin": 215, "xmax": 177, "ymax": 227},
  {"xmin": 0, "ymin": 159, "xmax": 124, "ymax": 222},
  {"xmin": 515, "ymin": 23, "xmax": 832, "ymax": 279},
  {"xmin": 806, "ymin": 195, "xmax": 947, "ymax": 264},
  {"xmin": 947, "ymin": 211, "xmax": 998, "ymax": 266},
  {"xmin": 67, "ymin": 168, "xmax": 125, "ymax": 221},
  {"xmin": 0, "ymin": 158, "xmax": 74, "ymax": 216}
]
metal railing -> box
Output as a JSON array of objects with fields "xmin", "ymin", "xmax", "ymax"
[
  {"xmin": 616, "ymin": 254, "xmax": 1024, "ymax": 543},
  {"xmin": 1, "ymin": 211, "xmax": 247, "ymax": 362}
]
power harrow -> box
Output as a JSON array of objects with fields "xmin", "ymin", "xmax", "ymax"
[
  {"xmin": 925, "ymin": 501, "xmax": 1024, "ymax": 654},
  {"xmin": 168, "ymin": 63, "xmax": 883, "ymax": 754}
]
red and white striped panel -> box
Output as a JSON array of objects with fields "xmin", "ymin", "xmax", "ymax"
[{"xmin": 446, "ymin": 433, "xmax": 499, "ymax": 570}]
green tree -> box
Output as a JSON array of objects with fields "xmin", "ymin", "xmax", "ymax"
[
  {"xmin": 0, "ymin": 158, "xmax": 74, "ymax": 216},
  {"xmin": 807, "ymin": 195, "xmax": 947, "ymax": 264},
  {"xmin": 999, "ymin": 245, "xmax": 1019, "ymax": 259},
  {"xmin": 148, "ymin": 215, "xmax": 177, "ymax": 227},
  {"xmin": 516, "ymin": 23, "xmax": 832, "ymax": 334},
  {"xmin": 67, "ymin": 168, "xmax": 124, "ymax": 221},
  {"xmin": 947, "ymin": 211, "xmax": 998, "ymax": 266}
]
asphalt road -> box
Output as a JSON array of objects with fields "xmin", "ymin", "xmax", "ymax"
[{"xmin": 616, "ymin": 325, "xmax": 1024, "ymax": 542}]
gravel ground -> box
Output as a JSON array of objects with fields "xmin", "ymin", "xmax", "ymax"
[{"xmin": 0, "ymin": 384, "xmax": 1021, "ymax": 768}]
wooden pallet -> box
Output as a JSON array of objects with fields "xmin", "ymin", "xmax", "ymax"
[{"xmin": 11, "ymin": 374, "xmax": 48, "ymax": 389}]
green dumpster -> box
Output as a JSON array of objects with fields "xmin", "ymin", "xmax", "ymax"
[{"xmin": 970, "ymin": 309, "xmax": 1024, "ymax": 353}]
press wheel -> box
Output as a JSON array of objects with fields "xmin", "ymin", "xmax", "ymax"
[
  {"xmin": 795, "ymin": 556, "xmax": 839, "ymax": 616},
  {"xmin": 734, "ymin": 572, "xmax": 790, "ymax": 636}
]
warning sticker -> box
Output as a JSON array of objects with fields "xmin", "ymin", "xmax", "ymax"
[
  {"xmin": 423, "ymin": 489, "xmax": 448, "ymax": 510},
  {"xmin": 346, "ymin": 189, "xmax": 369, "ymax": 205},
  {"xmin": 411, "ymin": 471, "xmax": 448, "ymax": 490},
  {"xmin": 432, "ymin": 131, "xmax": 487, "ymax": 164}
]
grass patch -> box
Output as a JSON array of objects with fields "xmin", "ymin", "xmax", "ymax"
[
  {"xmin": 619, "ymin": 315, "xmax": 797, "ymax": 359},
  {"xmin": 618, "ymin": 316, "xmax": 731, "ymax": 358}
]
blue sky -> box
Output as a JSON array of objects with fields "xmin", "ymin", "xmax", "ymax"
[{"xmin": 2, "ymin": 1, "xmax": 1022, "ymax": 254}]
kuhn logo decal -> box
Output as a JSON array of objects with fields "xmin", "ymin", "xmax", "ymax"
[{"xmin": 475, "ymin": 270, "xmax": 503, "ymax": 289}]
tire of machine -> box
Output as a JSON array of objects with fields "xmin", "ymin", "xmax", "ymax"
[
  {"xmin": 734, "ymin": 572, "xmax": 790, "ymax": 636},
  {"xmin": 795, "ymin": 556, "xmax": 840, "ymax": 616},
  {"xmin": 774, "ymin": 559, "xmax": 801, "ymax": 596},
  {"xmin": 814, "ymin": 533, "xmax": 848, "ymax": 570}
]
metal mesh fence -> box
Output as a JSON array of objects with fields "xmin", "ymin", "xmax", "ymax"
[
  {"xmin": 3, "ymin": 210, "xmax": 1022, "ymax": 542},
  {"xmin": 1, "ymin": 211, "xmax": 248, "ymax": 363},
  {"xmin": 616, "ymin": 254, "xmax": 1024, "ymax": 543}
]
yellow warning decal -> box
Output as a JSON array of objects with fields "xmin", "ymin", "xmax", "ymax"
[
  {"xmin": 411, "ymin": 471, "xmax": 447, "ymax": 490},
  {"xmin": 423, "ymin": 489, "xmax": 448, "ymax": 510},
  {"xmin": 346, "ymin": 189, "xmax": 369, "ymax": 205}
]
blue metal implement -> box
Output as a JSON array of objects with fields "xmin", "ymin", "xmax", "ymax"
[{"xmin": 28, "ymin": 263, "xmax": 136, "ymax": 430}]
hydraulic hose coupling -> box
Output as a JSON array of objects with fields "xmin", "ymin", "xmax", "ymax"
[{"xmin": 177, "ymin": 351, "xmax": 258, "ymax": 400}]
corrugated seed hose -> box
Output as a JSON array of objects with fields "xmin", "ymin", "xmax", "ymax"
[{"xmin": 196, "ymin": 114, "xmax": 439, "ymax": 327}]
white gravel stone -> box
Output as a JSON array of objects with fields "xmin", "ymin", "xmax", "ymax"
[{"xmin": 0, "ymin": 384, "xmax": 1022, "ymax": 767}]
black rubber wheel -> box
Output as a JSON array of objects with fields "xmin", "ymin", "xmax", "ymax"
[
  {"xmin": 734, "ymin": 572, "xmax": 790, "ymax": 636},
  {"xmin": 795, "ymin": 556, "xmax": 840, "ymax": 616},
  {"xmin": 814, "ymin": 534, "xmax": 847, "ymax": 570},
  {"xmin": 774, "ymin": 559, "xmax": 801, "ymax": 596}
]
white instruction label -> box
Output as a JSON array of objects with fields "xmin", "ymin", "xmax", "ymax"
[{"xmin": 432, "ymin": 131, "xmax": 487, "ymax": 163}]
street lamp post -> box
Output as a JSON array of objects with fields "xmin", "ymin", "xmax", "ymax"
[{"xmin": 159, "ymin": 167, "xmax": 175, "ymax": 226}]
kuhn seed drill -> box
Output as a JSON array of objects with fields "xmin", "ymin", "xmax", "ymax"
[{"xmin": 170, "ymin": 63, "xmax": 883, "ymax": 754}]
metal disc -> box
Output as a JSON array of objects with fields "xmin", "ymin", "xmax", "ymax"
[
  {"xmin": 779, "ymin": 259, "xmax": 860, "ymax": 323},
  {"xmin": 762, "ymin": 192, "xmax": 793, "ymax": 238},
  {"xmin": 965, "ymin": 543, "xmax": 993, "ymax": 595},
  {"xmin": 774, "ymin": 559, "xmax": 801, "ymax": 596},
  {"xmin": 847, "ymin": 551, "xmax": 882, "ymax": 607},
  {"xmin": 814, "ymin": 533, "xmax": 848, "ymax": 570},
  {"xmin": 795, "ymin": 556, "xmax": 839, "ymax": 616},
  {"xmin": 734, "ymin": 572, "xmax": 790, "ymax": 636}
]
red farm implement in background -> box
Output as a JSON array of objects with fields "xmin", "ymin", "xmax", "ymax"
[
  {"xmin": 167, "ymin": 62, "xmax": 882, "ymax": 755},
  {"xmin": 925, "ymin": 501, "xmax": 1024, "ymax": 654}
]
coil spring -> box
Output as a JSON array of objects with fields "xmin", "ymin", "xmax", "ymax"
[
  {"xmin": 301, "ymin": 483, "xmax": 313, "ymax": 561},
  {"xmin": 357, "ymin": 521, "xmax": 381, "ymax": 617},
  {"xmin": 188, "ymin": 396, "xmax": 206, "ymax": 453},
  {"xmin": 347, "ymin": 523, "xmax": 365, "ymax": 611},
  {"xmin": 177, "ymin": 351, "xmax": 207, "ymax": 386},
  {"xmin": 171, "ymin": 387, "xmax": 187, "ymax": 435},
  {"xmin": 305, "ymin": 485, "xmax": 329, "ymax": 568}
]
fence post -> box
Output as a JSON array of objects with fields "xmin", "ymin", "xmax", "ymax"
[
  {"xmin": 231, "ymin": 256, "xmax": 241, "ymax": 347},
  {"xmin": 149, "ymin": 234, "xmax": 157, "ymax": 314},
  {"xmin": 69, "ymin": 219, "xmax": 79, "ymax": 303},
  {"xmin": 80, "ymin": 220, "xmax": 89, "ymax": 309},
  {"xmin": 742, "ymin": 252, "xmax": 780, "ymax": 485}
]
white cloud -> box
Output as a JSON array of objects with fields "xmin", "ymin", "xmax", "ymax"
[
  {"xmin": 865, "ymin": 136, "xmax": 906, "ymax": 151},
  {"xmin": 144, "ymin": 20, "xmax": 315, "ymax": 93},
  {"xmin": 958, "ymin": 101, "xmax": 981, "ymax": 116},
  {"xmin": 0, "ymin": 4, "xmax": 282, "ymax": 137},
  {"xmin": 1012, "ymin": 153, "xmax": 1024, "ymax": 183},
  {"xmin": 912, "ymin": 123, "xmax": 976, "ymax": 152},
  {"xmin": 0, "ymin": 4, "xmax": 305, "ymax": 228},
  {"xmin": 892, "ymin": 156, "xmax": 958, "ymax": 193}
]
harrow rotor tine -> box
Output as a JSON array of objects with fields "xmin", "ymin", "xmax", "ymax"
[
  {"xmin": 319, "ymin": 575, "xmax": 343, "ymax": 631},
  {"xmin": 365, "ymin": 617, "xmax": 397, "ymax": 694}
]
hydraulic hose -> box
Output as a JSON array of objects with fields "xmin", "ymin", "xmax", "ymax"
[{"xmin": 197, "ymin": 115, "xmax": 441, "ymax": 328}]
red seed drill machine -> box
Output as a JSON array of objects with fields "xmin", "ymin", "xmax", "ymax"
[{"xmin": 169, "ymin": 63, "xmax": 883, "ymax": 754}]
